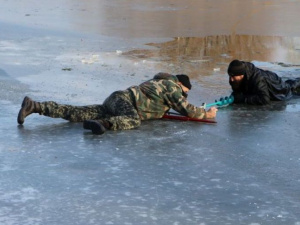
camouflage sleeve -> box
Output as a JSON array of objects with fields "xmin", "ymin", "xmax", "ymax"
[{"xmin": 165, "ymin": 86, "xmax": 207, "ymax": 119}]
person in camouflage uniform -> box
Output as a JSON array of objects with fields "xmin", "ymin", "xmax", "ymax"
[{"xmin": 17, "ymin": 73, "xmax": 218, "ymax": 135}]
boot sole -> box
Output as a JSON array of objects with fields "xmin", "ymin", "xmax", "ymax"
[{"xmin": 17, "ymin": 96, "xmax": 30, "ymax": 125}]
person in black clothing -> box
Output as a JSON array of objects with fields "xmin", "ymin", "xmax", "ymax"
[{"xmin": 227, "ymin": 59, "xmax": 300, "ymax": 105}]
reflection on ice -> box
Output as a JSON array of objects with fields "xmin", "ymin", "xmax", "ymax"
[{"xmin": 123, "ymin": 35, "xmax": 300, "ymax": 79}]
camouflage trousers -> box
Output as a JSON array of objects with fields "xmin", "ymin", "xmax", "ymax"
[{"xmin": 40, "ymin": 90, "xmax": 141, "ymax": 130}]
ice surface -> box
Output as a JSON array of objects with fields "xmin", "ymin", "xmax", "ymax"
[{"xmin": 2, "ymin": 100, "xmax": 300, "ymax": 225}]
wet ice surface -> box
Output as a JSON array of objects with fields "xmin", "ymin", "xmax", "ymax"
[
  {"xmin": 1, "ymin": 1, "xmax": 300, "ymax": 225},
  {"xmin": 2, "ymin": 99, "xmax": 300, "ymax": 225},
  {"xmin": 2, "ymin": 56, "xmax": 300, "ymax": 225}
]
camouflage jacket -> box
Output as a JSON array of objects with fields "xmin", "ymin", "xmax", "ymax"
[{"xmin": 128, "ymin": 73, "xmax": 206, "ymax": 120}]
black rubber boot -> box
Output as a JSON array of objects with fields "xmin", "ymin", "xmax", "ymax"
[
  {"xmin": 288, "ymin": 78, "xmax": 300, "ymax": 95},
  {"xmin": 17, "ymin": 96, "xmax": 41, "ymax": 125},
  {"xmin": 83, "ymin": 120, "xmax": 107, "ymax": 135}
]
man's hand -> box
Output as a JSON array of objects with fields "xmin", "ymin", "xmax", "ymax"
[{"xmin": 205, "ymin": 107, "xmax": 218, "ymax": 119}]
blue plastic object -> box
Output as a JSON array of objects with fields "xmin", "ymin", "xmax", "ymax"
[{"xmin": 204, "ymin": 95, "xmax": 234, "ymax": 108}]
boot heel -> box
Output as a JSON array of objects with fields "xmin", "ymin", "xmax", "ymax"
[{"xmin": 83, "ymin": 120, "xmax": 106, "ymax": 135}]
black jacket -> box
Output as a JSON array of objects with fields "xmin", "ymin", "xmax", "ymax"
[{"xmin": 231, "ymin": 62, "xmax": 294, "ymax": 105}]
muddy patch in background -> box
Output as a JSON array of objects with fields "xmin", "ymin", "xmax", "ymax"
[{"xmin": 122, "ymin": 34, "xmax": 300, "ymax": 80}]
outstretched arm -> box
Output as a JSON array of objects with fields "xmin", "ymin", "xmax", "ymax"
[{"xmin": 166, "ymin": 92, "xmax": 218, "ymax": 119}]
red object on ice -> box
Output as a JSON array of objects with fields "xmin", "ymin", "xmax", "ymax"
[{"xmin": 162, "ymin": 114, "xmax": 217, "ymax": 124}]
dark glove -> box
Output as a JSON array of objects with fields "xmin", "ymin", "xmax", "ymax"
[{"xmin": 232, "ymin": 92, "xmax": 246, "ymax": 103}]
